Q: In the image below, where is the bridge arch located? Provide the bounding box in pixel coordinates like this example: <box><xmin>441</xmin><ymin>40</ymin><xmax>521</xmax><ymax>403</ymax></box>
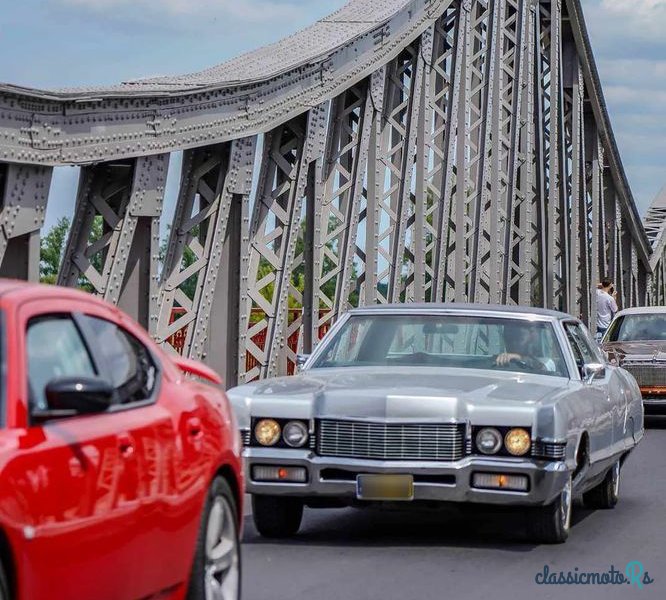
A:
<box><xmin>1</xmin><ymin>0</ymin><xmax>664</xmax><ymax>384</ymax></box>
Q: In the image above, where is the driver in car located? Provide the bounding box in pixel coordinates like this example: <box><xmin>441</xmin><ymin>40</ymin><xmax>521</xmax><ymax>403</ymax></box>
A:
<box><xmin>495</xmin><ymin>323</ymin><xmax>557</xmax><ymax>373</ymax></box>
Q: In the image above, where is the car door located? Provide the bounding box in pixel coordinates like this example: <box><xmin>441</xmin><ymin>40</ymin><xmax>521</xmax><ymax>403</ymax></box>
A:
<box><xmin>562</xmin><ymin>321</ymin><xmax>614</xmax><ymax>467</ymax></box>
<box><xmin>5</xmin><ymin>296</ymin><xmax>179</xmax><ymax>600</ymax></box>
<box><xmin>74</xmin><ymin>312</ymin><xmax>187</xmax><ymax>599</ymax></box>
<box><xmin>2</xmin><ymin>306</ymin><xmax>140</xmax><ymax>600</ymax></box>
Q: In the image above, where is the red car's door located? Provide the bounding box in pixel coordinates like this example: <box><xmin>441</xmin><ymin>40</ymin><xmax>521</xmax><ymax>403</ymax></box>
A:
<box><xmin>74</xmin><ymin>312</ymin><xmax>196</xmax><ymax>598</ymax></box>
<box><xmin>4</xmin><ymin>300</ymin><xmax>165</xmax><ymax>600</ymax></box>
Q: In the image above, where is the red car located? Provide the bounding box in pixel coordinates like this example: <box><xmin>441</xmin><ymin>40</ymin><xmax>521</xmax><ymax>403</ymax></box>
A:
<box><xmin>0</xmin><ymin>280</ymin><xmax>243</xmax><ymax>600</ymax></box>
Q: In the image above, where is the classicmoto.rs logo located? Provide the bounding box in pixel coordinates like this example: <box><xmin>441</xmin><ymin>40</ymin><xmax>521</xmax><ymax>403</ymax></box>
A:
<box><xmin>535</xmin><ymin>562</ymin><xmax>654</xmax><ymax>589</ymax></box>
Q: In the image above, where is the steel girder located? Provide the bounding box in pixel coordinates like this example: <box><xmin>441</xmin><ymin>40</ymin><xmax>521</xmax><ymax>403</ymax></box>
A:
<box><xmin>0</xmin><ymin>0</ymin><xmax>665</xmax><ymax>384</ymax></box>
<box><xmin>0</xmin><ymin>163</ymin><xmax>52</xmax><ymax>280</ymax></box>
<box><xmin>57</xmin><ymin>155</ymin><xmax>168</xmax><ymax>328</ymax></box>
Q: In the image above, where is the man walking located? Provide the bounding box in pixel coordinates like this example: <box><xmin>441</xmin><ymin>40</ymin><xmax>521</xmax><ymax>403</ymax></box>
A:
<box><xmin>596</xmin><ymin>278</ymin><xmax>618</xmax><ymax>341</ymax></box>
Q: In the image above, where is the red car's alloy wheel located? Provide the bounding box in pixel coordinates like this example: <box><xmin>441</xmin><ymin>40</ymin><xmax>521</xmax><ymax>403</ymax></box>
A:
<box><xmin>188</xmin><ymin>477</ymin><xmax>241</xmax><ymax>600</ymax></box>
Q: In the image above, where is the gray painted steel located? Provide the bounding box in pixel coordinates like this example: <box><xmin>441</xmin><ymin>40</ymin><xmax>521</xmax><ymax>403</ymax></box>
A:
<box><xmin>0</xmin><ymin>0</ymin><xmax>665</xmax><ymax>384</ymax></box>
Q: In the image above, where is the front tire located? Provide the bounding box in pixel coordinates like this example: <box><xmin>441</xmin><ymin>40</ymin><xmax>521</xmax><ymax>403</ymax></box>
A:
<box><xmin>529</xmin><ymin>476</ymin><xmax>572</xmax><ymax>544</ymax></box>
<box><xmin>583</xmin><ymin>460</ymin><xmax>620</xmax><ymax>509</ymax></box>
<box><xmin>187</xmin><ymin>477</ymin><xmax>241</xmax><ymax>600</ymax></box>
<box><xmin>252</xmin><ymin>495</ymin><xmax>303</xmax><ymax>538</ymax></box>
<box><xmin>0</xmin><ymin>560</ymin><xmax>9</xmax><ymax>600</ymax></box>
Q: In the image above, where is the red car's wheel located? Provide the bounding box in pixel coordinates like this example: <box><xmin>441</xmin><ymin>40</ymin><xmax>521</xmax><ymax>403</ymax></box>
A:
<box><xmin>187</xmin><ymin>477</ymin><xmax>241</xmax><ymax>600</ymax></box>
<box><xmin>0</xmin><ymin>560</ymin><xmax>9</xmax><ymax>600</ymax></box>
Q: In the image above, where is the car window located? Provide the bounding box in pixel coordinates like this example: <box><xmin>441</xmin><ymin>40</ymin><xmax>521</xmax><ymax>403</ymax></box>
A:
<box><xmin>563</xmin><ymin>323</ymin><xmax>599</xmax><ymax>367</ymax></box>
<box><xmin>80</xmin><ymin>316</ymin><xmax>156</xmax><ymax>404</ymax></box>
<box><xmin>27</xmin><ymin>316</ymin><xmax>96</xmax><ymax>411</ymax></box>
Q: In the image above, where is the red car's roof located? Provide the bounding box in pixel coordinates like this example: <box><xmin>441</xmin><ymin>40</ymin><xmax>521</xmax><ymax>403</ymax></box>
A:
<box><xmin>0</xmin><ymin>278</ymin><xmax>112</xmax><ymax>309</ymax></box>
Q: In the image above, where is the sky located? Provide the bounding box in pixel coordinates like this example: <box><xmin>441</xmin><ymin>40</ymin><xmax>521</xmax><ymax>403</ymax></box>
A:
<box><xmin>1</xmin><ymin>0</ymin><xmax>664</xmax><ymax>233</ymax></box>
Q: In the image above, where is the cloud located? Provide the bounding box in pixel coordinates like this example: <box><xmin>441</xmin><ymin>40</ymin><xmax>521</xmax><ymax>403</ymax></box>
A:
<box><xmin>584</xmin><ymin>0</ymin><xmax>666</xmax><ymax>45</ymax></box>
<box><xmin>581</xmin><ymin>0</ymin><xmax>666</xmax><ymax>212</ymax></box>
<box><xmin>59</xmin><ymin>0</ymin><xmax>303</xmax><ymax>23</ymax></box>
<box><xmin>597</xmin><ymin>58</ymin><xmax>666</xmax><ymax>89</ymax></box>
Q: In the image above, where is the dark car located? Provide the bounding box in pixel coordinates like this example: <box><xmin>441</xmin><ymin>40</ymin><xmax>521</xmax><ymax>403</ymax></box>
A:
<box><xmin>603</xmin><ymin>306</ymin><xmax>666</xmax><ymax>415</ymax></box>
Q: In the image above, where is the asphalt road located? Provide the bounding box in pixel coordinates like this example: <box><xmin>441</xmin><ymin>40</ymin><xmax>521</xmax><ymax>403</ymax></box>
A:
<box><xmin>241</xmin><ymin>419</ymin><xmax>666</xmax><ymax>600</ymax></box>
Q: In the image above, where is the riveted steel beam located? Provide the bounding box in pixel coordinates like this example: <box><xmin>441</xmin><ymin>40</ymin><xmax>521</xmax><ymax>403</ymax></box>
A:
<box><xmin>57</xmin><ymin>155</ymin><xmax>167</xmax><ymax>329</ymax></box>
<box><xmin>0</xmin><ymin>162</ymin><xmax>52</xmax><ymax>280</ymax></box>
<box><xmin>2</xmin><ymin>0</ymin><xmax>666</xmax><ymax>378</ymax></box>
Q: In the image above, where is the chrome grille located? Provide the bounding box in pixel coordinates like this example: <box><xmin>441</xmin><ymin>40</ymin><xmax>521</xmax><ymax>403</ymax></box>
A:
<box><xmin>317</xmin><ymin>420</ymin><xmax>466</xmax><ymax>461</ymax></box>
<box><xmin>622</xmin><ymin>364</ymin><xmax>666</xmax><ymax>387</ymax></box>
<box><xmin>241</xmin><ymin>429</ymin><xmax>251</xmax><ymax>446</ymax></box>
<box><xmin>532</xmin><ymin>441</ymin><xmax>566</xmax><ymax>461</ymax></box>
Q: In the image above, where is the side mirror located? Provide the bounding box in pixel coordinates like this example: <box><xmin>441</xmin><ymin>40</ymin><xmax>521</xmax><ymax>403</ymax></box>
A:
<box><xmin>582</xmin><ymin>363</ymin><xmax>605</xmax><ymax>385</ymax></box>
<box><xmin>33</xmin><ymin>377</ymin><xmax>115</xmax><ymax>421</ymax></box>
<box><xmin>295</xmin><ymin>354</ymin><xmax>310</xmax><ymax>370</ymax></box>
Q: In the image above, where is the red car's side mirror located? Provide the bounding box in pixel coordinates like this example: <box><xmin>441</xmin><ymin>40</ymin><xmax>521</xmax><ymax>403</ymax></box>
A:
<box><xmin>33</xmin><ymin>377</ymin><xmax>115</xmax><ymax>422</ymax></box>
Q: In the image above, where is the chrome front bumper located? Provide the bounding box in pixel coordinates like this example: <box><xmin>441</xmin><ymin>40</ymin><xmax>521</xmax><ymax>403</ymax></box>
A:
<box><xmin>243</xmin><ymin>447</ymin><xmax>570</xmax><ymax>507</ymax></box>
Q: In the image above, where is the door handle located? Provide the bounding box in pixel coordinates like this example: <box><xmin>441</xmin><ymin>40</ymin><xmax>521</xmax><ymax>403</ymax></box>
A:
<box><xmin>117</xmin><ymin>433</ymin><xmax>134</xmax><ymax>458</ymax></box>
<box><xmin>186</xmin><ymin>417</ymin><xmax>203</xmax><ymax>440</ymax></box>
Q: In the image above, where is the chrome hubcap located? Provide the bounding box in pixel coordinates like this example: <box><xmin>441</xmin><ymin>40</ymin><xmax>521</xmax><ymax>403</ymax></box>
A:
<box><xmin>611</xmin><ymin>461</ymin><xmax>621</xmax><ymax>498</ymax></box>
<box><xmin>204</xmin><ymin>497</ymin><xmax>239</xmax><ymax>600</ymax></box>
<box><xmin>560</xmin><ymin>478</ymin><xmax>572</xmax><ymax>532</ymax></box>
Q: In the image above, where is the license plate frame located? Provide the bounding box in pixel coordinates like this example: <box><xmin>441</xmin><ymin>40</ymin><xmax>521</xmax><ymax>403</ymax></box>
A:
<box><xmin>356</xmin><ymin>474</ymin><xmax>414</xmax><ymax>501</ymax></box>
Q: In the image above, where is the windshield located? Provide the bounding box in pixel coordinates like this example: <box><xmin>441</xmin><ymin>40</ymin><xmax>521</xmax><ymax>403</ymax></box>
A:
<box><xmin>310</xmin><ymin>314</ymin><xmax>568</xmax><ymax>377</ymax></box>
<box><xmin>606</xmin><ymin>314</ymin><xmax>666</xmax><ymax>342</ymax></box>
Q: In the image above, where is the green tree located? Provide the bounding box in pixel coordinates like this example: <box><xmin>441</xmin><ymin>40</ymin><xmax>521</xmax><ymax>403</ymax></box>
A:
<box><xmin>40</xmin><ymin>215</ymin><xmax>106</xmax><ymax>292</ymax></box>
<box><xmin>39</xmin><ymin>217</ymin><xmax>70</xmax><ymax>284</ymax></box>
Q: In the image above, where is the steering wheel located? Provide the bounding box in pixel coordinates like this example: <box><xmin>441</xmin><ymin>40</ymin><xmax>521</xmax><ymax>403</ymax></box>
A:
<box><xmin>513</xmin><ymin>355</ymin><xmax>550</xmax><ymax>374</ymax></box>
<box><xmin>494</xmin><ymin>354</ymin><xmax>548</xmax><ymax>374</ymax></box>
<box><xmin>507</xmin><ymin>356</ymin><xmax>530</xmax><ymax>370</ymax></box>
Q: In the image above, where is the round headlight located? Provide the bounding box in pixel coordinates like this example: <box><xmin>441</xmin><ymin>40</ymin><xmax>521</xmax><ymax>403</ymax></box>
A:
<box><xmin>254</xmin><ymin>419</ymin><xmax>281</xmax><ymax>446</ymax></box>
<box><xmin>283</xmin><ymin>421</ymin><xmax>309</xmax><ymax>447</ymax></box>
<box><xmin>504</xmin><ymin>428</ymin><xmax>531</xmax><ymax>456</ymax></box>
<box><xmin>476</xmin><ymin>428</ymin><xmax>503</xmax><ymax>455</ymax></box>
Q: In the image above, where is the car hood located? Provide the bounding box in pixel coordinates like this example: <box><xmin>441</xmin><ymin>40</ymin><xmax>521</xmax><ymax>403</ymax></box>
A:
<box><xmin>604</xmin><ymin>341</ymin><xmax>666</xmax><ymax>361</ymax></box>
<box><xmin>227</xmin><ymin>367</ymin><xmax>570</xmax><ymax>429</ymax></box>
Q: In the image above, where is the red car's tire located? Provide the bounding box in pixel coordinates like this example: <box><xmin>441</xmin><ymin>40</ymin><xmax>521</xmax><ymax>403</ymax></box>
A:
<box><xmin>186</xmin><ymin>477</ymin><xmax>241</xmax><ymax>600</ymax></box>
<box><xmin>0</xmin><ymin>560</ymin><xmax>9</xmax><ymax>600</ymax></box>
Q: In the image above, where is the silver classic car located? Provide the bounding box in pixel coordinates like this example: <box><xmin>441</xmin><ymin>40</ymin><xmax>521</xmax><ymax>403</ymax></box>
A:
<box><xmin>602</xmin><ymin>306</ymin><xmax>666</xmax><ymax>415</ymax></box>
<box><xmin>228</xmin><ymin>304</ymin><xmax>644</xmax><ymax>543</ymax></box>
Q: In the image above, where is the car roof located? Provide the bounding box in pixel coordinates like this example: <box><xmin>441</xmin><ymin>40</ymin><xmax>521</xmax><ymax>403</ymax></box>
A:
<box><xmin>347</xmin><ymin>303</ymin><xmax>572</xmax><ymax>321</ymax></box>
<box><xmin>0</xmin><ymin>278</ymin><xmax>113</xmax><ymax>309</ymax></box>
<box><xmin>614</xmin><ymin>306</ymin><xmax>666</xmax><ymax>317</ymax></box>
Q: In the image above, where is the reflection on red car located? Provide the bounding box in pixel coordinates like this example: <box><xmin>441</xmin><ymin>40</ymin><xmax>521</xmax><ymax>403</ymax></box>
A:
<box><xmin>0</xmin><ymin>280</ymin><xmax>243</xmax><ymax>600</ymax></box>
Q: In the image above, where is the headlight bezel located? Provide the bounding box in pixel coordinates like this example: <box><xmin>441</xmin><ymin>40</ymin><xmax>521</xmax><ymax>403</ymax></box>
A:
<box><xmin>475</xmin><ymin>427</ymin><xmax>503</xmax><ymax>455</ymax></box>
<box><xmin>504</xmin><ymin>428</ymin><xmax>531</xmax><ymax>456</ymax></box>
<box><xmin>254</xmin><ymin>418</ymin><xmax>282</xmax><ymax>447</ymax></box>
<box><xmin>283</xmin><ymin>420</ymin><xmax>309</xmax><ymax>448</ymax></box>
<box><xmin>250</xmin><ymin>417</ymin><xmax>311</xmax><ymax>448</ymax></box>
<box><xmin>472</xmin><ymin>425</ymin><xmax>533</xmax><ymax>457</ymax></box>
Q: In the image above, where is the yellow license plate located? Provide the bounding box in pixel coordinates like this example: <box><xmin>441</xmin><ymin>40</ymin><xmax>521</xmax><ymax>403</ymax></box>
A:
<box><xmin>356</xmin><ymin>474</ymin><xmax>414</xmax><ymax>501</ymax></box>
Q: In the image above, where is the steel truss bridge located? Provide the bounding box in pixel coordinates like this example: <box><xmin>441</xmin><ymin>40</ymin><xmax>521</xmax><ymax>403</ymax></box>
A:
<box><xmin>1</xmin><ymin>0</ymin><xmax>666</xmax><ymax>385</ymax></box>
